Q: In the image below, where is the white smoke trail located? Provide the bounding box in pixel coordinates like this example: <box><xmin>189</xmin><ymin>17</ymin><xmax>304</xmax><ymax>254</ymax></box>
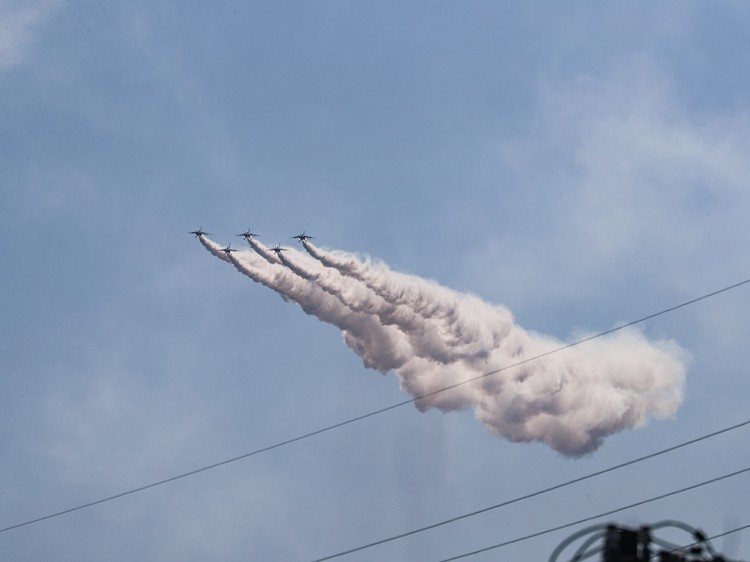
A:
<box><xmin>198</xmin><ymin>234</ymin><xmax>230</xmax><ymax>262</ymax></box>
<box><xmin>200</xmin><ymin>236</ymin><xmax>688</xmax><ymax>456</ymax></box>
<box><xmin>299</xmin><ymin>242</ymin><xmax>687</xmax><ymax>455</ymax></box>
<box><xmin>239</xmin><ymin>235</ymin><xmax>280</xmax><ymax>265</ymax></box>
<box><xmin>278</xmin><ymin>249</ymin><xmax>478</xmax><ymax>365</ymax></box>
<box><xmin>302</xmin><ymin>240</ymin><xmax>511</xmax><ymax>362</ymax></box>
<box><xmin>202</xmin><ymin>237</ymin><xmax>412</xmax><ymax>372</ymax></box>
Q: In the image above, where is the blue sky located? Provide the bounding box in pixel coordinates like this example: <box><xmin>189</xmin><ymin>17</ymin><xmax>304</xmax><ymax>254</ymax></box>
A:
<box><xmin>2</xmin><ymin>1</ymin><xmax>749</xmax><ymax>560</ymax></box>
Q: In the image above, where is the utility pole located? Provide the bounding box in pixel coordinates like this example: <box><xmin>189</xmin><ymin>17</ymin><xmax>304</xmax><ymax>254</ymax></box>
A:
<box><xmin>549</xmin><ymin>520</ymin><xmax>745</xmax><ymax>562</ymax></box>
<box><xmin>603</xmin><ymin>524</ymin><xmax>650</xmax><ymax>562</ymax></box>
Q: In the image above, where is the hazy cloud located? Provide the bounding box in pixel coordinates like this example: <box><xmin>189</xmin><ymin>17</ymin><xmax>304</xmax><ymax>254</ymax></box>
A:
<box><xmin>0</xmin><ymin>0</ymin><xmax>61</xmax><ymax>70</ymax></box>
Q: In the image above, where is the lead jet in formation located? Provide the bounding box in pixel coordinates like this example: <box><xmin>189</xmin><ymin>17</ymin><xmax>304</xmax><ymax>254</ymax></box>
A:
<box><xmin>291</xmin><ymin>231</ymin><xmax>314</xmax><ymax>243</ymax></box>
<box><xmin>236</xmin><ymin>227</ymin><xmax>260</xmax><ymax>241</ymax></box>
<box><xmin>189</xmin><ymin>227</ymin><xmax>210</xmax><ymax>237</ymax></box>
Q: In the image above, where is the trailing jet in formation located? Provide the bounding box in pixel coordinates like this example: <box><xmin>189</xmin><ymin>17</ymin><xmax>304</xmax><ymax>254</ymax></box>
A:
<box><xmin>236</xmin><ymin>227</ymin><xmax>260</xmax><ymax>241</ymax></box>
<box><xmin>270</xmin><ymin>244</ymin><xmax>288</xmax><ymax>255</ymax></box>
<box><xmin>188</xmin><ymin>227</ymin><xmax>210</xmax><ymax>237</ymax></box>
<box><xmin>220</xmin><ymin>244</ymin><xmax>237</xmax><ymax>255</ymax></box>
<box><xmin>291</xmin><ymin>231</ymin><xmax>314</xmax><ymax>243</ymax></box>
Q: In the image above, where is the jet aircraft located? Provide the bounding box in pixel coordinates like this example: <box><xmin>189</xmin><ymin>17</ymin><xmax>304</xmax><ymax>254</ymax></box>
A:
<box><xmin>236</xmin><ymin>227</ymin><xmax>260</xmax><ymax>241</ymax></box>
<box><xmin>220</xmin><ymin>244</ymin><xmax>237</xmax><ymax>255</ymax></box>
<box><xmin>270</xmin><ymin>244</ymin><xmax>288</xmax><ymax>255</ymax></box>
<box><xmin>291</xmin><ymin>231</ymin><xmax>315</xmax><ymax>243</ymax></box>
<box><xmin>189</xmin><ymin>227</ymin><xmax>210</xmax><ymax>237</ymax></box>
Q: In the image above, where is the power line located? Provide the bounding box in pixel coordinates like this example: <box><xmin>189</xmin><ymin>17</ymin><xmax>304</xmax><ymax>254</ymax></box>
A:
<box><xmin>1</xmin><ymin>277</ymin><xmax>748</xmax><ymax>535</ymax></box>
<box><xmin>641</xmin><ymin>521</ymin><xmax>750</xmax><ymax>561</ymax></box>
<box><xmin>308</xmin><ymin>418</ymin><xmax>750</xmax><ymax>561</ymax></box>
<box><xmin>703</xmin><ymin>522</ymin><xmax>750</xmax><ymax>545</ymax></box>
<box><xmin>433</xmin><ymin>465</ymin><xmax>750</xmax><ymax>562</ymax></box>
<box><xmin>660</xmin><ymin>523</ymin><xmax>750</xmax><ymax>560</ymax></box>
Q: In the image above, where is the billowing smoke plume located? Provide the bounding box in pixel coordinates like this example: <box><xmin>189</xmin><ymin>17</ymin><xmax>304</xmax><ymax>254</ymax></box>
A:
<box><xmin>198</xmin><ymin>235</ymin><xmax>687</xmax><ymax>456</ymax></box>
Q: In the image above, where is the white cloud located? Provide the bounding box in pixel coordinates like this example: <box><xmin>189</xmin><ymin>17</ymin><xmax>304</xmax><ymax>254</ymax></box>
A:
<box><xmin>474</xmin><ymin>57</ymin><xmax>750</xmax><ymax>310</ymax></box>
<box><xmin>0</xmin><ymin>0</ymin><xmax>61</xmax><ymax>70</ymax></box>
